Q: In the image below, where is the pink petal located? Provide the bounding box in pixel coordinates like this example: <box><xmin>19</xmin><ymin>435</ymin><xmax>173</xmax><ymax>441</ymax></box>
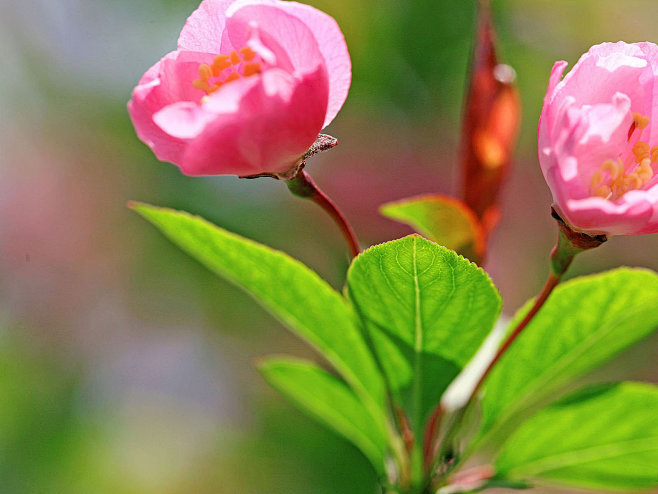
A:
<box><xmin>154</xmin><ymin>102</ymin><xmax>217</xmax><ymax>140</ymax></box>
<box><xmin>637</xmin><ymin>184</ymin><xmax>658</xmax><ymax>233</ymax></box>
<box><xmin>128</xmin><ymin>50</ymin><xmax>215</xmax><ymax>164</ymax></box>
<box><xmin>225</xmin><ymin>3</ymin><xmax>323</xmax><ymax>75</ymax></box>
<box><xmin>538</xmin><ymin>62</ymin><xmax>568</xmax><ymax>185</ymax></box>
<box><xmin>562</xmin><ymin>194</ymin><xmax>653</xmax><ymax>236</ymax></box>
<box><xmin>177</xmin><ymin>0</ymin><xmax>236</xmax><ymax>53</ymax></box>
<box><xmin>179</xmin><ymin>65</ymin><xmax>329</xmax><ymax>176</ymax></box>
<box><xmin>228</xmin><ymin>0</ymin><xmax>350</xmax><ymax>128</ymax></box>
<box><xmin>552</xmin><ymin>42</ymin><xmax>650</xmax><ymax>117</ymax></box>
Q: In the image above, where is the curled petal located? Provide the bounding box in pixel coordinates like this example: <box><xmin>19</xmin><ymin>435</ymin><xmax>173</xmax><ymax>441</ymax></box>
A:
<box><xmin>179</xmin><ymin>65</ymin><xmax>329</xmax><ymax>176</ymax></box>
<box><xmin>228</xmin><ymin>0</ymin><xmax>350</xmax><ymax>127</ymax></box>
<box><xmin>128</xmin><ymin>51</ymin><xmax>212</xmax><ymax>164</ymax></box>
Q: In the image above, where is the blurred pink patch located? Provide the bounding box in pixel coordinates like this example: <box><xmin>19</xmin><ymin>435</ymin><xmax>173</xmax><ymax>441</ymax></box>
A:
<box><xmin>128</xmin><ymin>0</ymin><xmax>351</xmax><ymax>177</ymax></box>
<box><xmin>539</xmin><ymin>42</ymin><xmax>658</xmax><ymax>236</ymax></box>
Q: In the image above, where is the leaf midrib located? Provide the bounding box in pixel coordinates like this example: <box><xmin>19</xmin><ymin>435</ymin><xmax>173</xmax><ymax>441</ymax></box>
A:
<box><xmin>412</xmin><ymin>237</ymin><xmax>423</xmax><ymax>429</ymax></box>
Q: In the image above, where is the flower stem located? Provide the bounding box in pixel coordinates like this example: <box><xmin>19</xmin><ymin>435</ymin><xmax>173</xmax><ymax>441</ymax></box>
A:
<box><xmin>286</xmin><ymin>169</ymin><xmax>360</xmax><ymax>258</ymax></box>
<box><xmin>464</xmin><ymin>208</ymin><xmax>607</xmax><ymax>406</ymax></box>
<box><xmin>469</xmin><ymin>270</ymin><xmax>562</xmax><ymax>401</ymax></box>
<box><xmin>428</xmin><ymin>207</ymin><xmax>607</xmax><ymax>480</ymax></box>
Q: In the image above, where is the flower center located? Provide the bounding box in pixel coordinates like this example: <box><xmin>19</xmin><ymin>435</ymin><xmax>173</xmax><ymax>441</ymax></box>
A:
<box><xmin>193</xmin><ymin>46</ymin><xmax>261</xmax><ymax>95</ymax></box>
<box><xmin>590</xmin><ymin>112</ymin><xmax>657</xmax><ymax>200</ymax></box>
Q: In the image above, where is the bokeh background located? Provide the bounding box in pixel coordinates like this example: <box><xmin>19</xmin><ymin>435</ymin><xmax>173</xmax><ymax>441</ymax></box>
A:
<box><xmin>1</xmin><ymin>0</ymin><xmax>657</xmax><ymax>492</ymax></box>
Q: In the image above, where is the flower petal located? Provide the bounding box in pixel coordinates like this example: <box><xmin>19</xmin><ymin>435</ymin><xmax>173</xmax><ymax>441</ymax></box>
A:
<box><xmin>179</xmin><ymin>65</ymin><xmax>329</xmax><ymax>176</ymax></box>
<box><xmin>552</xmin><ymin>42</ymin><xmax>650</xmax><ymax>117</ymax></box>
<box><xmin>562</xmin><ymin>194</ymin><xmax>653</xmax><ymax>236</ymax></box>
<box><xmin>128</xmin><ymin>50</ymin><xmax>215</xmax><ymax>164</ymax></box>
<box><xmin>177</xmin><ymin>0</ymin><xmax>236</xmax><ymax>53</ymax></box>
<box><xmin>228</xmin><ymin>0</ymin><xmax>350</xmax><ymax>127</ymax></box>
<box><xmin>225</xmin><ymin>3</ymin><xmax>322</xmax><ymax>75</ymax></box>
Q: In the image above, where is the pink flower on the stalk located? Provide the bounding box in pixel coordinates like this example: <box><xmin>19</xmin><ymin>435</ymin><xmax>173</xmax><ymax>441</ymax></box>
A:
<box><xmin>539</xmin><ymin>42</ymin><xmax>658</xmax><ymax>236</ymax></box>
<box><xmin>128</xmin><ymin>0</ymin><xmax>350</xmax><ymax>177</ymax></box>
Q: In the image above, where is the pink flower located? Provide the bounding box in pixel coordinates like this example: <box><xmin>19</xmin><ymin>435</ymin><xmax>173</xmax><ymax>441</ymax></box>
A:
<box><xmin>539</xmin><ymin>42</ymin><xmax>658</xmax><ymax>236</ymax></box>
<box><xmin>128</xmin><ymin>0</ymin><xmax>351</xmax><ymax>177</ymax></box>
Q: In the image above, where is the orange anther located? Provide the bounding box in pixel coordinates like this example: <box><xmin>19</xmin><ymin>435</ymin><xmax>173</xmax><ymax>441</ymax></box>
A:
<box><xmin>601</xmin><ymin>160</ymin><xmax>622</xmax><ymax>180</ymax></box>
<box><xmin>213</xmin><ymin>57</ymin><xmax>231</xmax><ymax>73</ymax></box>
<box><xmin>625</xmin><ymin>174</ymin><xmax>643</xmax><ymax>190</ymax></box>
<box><xmin>207</xmin><ymin>83</ymin><xmax>222</xmax><ymax>94</ymax></box>
<box><xmin>633</xmin><ymin>112</ymin><xmax>650</xmax><ymax>130</ymax></box>
<box><xmin>590</xmin><ymin>170</ymin><xmax>603</xmax><ymax>189</ymax></box>
<box><xmin>243</xmin><ymin>63</ymin><xmax>261</xmax><ymax>77</ymax></box>
<box><xmin>198</xmin><ymin>64</ymin><xmax>212</xmax><ymax>80</ymax></box>
<box><xmin>230</xmin><ymin>50</ymin><xmax>241</xmax><ymax>65</ymax></box>
<box><xmin>594</xmin><ymin>184</ymin><xmax>611</xmax><ymax>198</ymax></box>
<box><xmin>651</xmin><ymin>146</ymin><xmax>658</xmax><ymax>163</ymax></box>
<box><xmin>225</xmin><ymin>72</ymin><xmax>240</xmax><ymax>82</ymax></box>
<box><xmin>240</xmin><ymin>47</ymin><xmax>256</xmax><ymax>61</ymax></box>
<box><xmin>632</xmin><ymin>141</ymin><xmax>650</xmax><ymax>162</ymax></box>
<box><xmin>193</xmin><ymin>79</ymin><xmax>209</xmax><ymax>91</ymax></box>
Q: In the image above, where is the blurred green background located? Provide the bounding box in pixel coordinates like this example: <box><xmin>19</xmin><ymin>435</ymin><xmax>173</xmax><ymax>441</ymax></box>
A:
<box><xmin>1</xmin><ymin>1</ymin><xmax>657</xmax><ymax>492</ymax></box>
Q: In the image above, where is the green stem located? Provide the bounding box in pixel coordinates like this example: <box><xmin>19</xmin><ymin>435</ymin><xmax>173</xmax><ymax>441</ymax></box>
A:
<box><xmin>286</xmin><ymin>170</ymin><xmax>360</xmax><ymax>258</ymax></box>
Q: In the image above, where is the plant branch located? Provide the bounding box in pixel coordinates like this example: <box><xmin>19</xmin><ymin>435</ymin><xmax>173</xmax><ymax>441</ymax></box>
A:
<box><xmin>429</xmin><ymin>207</ymin><xmax>607</xmax><ymax>481</ymax></box>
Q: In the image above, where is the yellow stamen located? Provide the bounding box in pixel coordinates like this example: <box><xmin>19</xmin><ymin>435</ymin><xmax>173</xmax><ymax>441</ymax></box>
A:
<box><xmin>193</xmin><ymin>46</ymin><xmax>263</xmax><ymax>95</ymax></box>
<box><xmin>590</xmin><ymin>170</ymin><xmax>603</xmax><ymax>189</ymax></box>
<box><xmin>207</xmin><ymin>83</ymin><xmax>222</xmax><ymax>94</ymax></box>
<box><xmin>243</xmin><ymin>62</ymin><xmax>261</xmax><ymax>77</ymax></box>
<box><xmin>592</xmin><ymin>154</ymin><xmax>656</xmax><ymax>200</ymax></box>
<box><xmin>198</xmin><ymin>64</ymin><xmax>212</xmax><ymax>80</ymax></box>
<box><xmin>601</xmin><ymin>159</ymin><xmax>622</xmax><ymax>180</ymax></box>
<box><xmin>594</xmin><ymin>185</ymin><xmax>611</xmax><ymax>198</ymax></box>
<box><xmin>624</xmin><ymin>174</ymin><xmax>642</xmax><ymax>190</ymax></box>
<box><xmin>633</xmin><ymin>112</ymin><xmax>650</xmax><ymax>130</ymax></box>
<box><xmin>225</xmin><ymin>72</ymin><xmax>240</xmax><ymax>83</ymax></box>
<box><xmin>193</xmin><ymin>79</ymin><xmax>209</xmax><ymax>91</ymax></box>
<box><xmin>213</xmin><ymin>55</ymin><xmax>231</xmax><ymax>74</ymax></box>
<box><xmin>637</xmin><ymin>159</ymin><xmax>654</xmax><ymax>183</ymax></box>
<box><xmin>240</xmin><ymin>47</ymin><xmax>256</xmax><ymax>62</ymax></box>
<box><xmin>632</xmin><ymin>141</ymin><xmax>651</xmax><ymax>162</ymax></box>
<box><xmin>651</xmin><ymin>146</ymin><xmax>658</xmax><ymax>163</ymax></box>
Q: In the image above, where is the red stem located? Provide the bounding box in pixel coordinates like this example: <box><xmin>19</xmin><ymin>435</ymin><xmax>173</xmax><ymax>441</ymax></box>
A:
<box><xmin>429</xmin><ymin>271</ymin><xmax>563</xmax><ymax>478</ymax></box>
<box><xmin>422</xmin><ymin>404</ymin><xmax>444</xmax><ymax>471</ymax></box>
<box><xmin>468</xmin><ymin>271</ymin><xmax>562</xmax><ymax>402</ymax></box>
<box><xmin>287</xmin><ymin>170</ymin><xmax>360</xmax><ymax>258</ymax></box>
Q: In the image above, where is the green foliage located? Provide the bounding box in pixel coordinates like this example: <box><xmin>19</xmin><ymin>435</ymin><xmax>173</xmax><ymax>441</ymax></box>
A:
<box><xmin>495</xmin><ymin>382</ymin><xmax>658</xmax><ymax>491</ymax></box>
<box><xmin>474</xmin><ymin>268</ymin><xmax>658</xmax><ymax>452</ymax></box>
<box><xmin>134</xmin><ymin>204</ymin><xmax>658</xmax><ymax>492</ymax></box>
<box><xmin>258</xmin><ymin>357</ymin><xmax>389</xmax><ymax>475</ymax></box>
<box><xmin>130</xmin><ymin>203</ymin><xmax>386</xmax><ymax>413</ymax></box>
<box><xmin>380</xmin><ymin>195</ymin><xmax>484</xmax><ymax>261</ymax></box>
<box><xmin>347</xmin><ymin>235</ymin><xmax>501</xmax><ymax>432</ymax></box>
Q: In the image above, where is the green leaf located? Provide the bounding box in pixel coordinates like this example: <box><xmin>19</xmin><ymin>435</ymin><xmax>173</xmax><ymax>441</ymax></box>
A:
<box><xmin>346</xmin><ymin>235</ymin><xmax>501</xmax><ymax>432</ymax></box>
<box><xmin>475</xmin><ymin>268</ymin><xmax>658</xmax><ymax>452</ymax></box>
<box><xmin>495</xmin><ymin>382</ymin><xmax>658</xmax><ymax>491</ymax></box>
<box><xmin>131</xmin><ymin>203</ymin><xmax>386</xmax><ymax>411</ymax></box>
<box><xmin>380</xmin><ymin>195</ymin><xmax>484</xmax><ymax>261</ymax></box>
<box><xmin>259</xmin><ymin>357</ymin><xmax>389</xmax><ymax>475</ymax></box>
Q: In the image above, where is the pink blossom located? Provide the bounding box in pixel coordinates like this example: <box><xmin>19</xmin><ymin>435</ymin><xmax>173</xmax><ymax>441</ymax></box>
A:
<box><xmin>539</xmin><ymin>42</ymin><xmax>658</xmax><ymax>236</ymax></box>
<box><xmin>128</xmin><ymin>0</ymin><xmax>351</xmax><ymax>177</ymax></box>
